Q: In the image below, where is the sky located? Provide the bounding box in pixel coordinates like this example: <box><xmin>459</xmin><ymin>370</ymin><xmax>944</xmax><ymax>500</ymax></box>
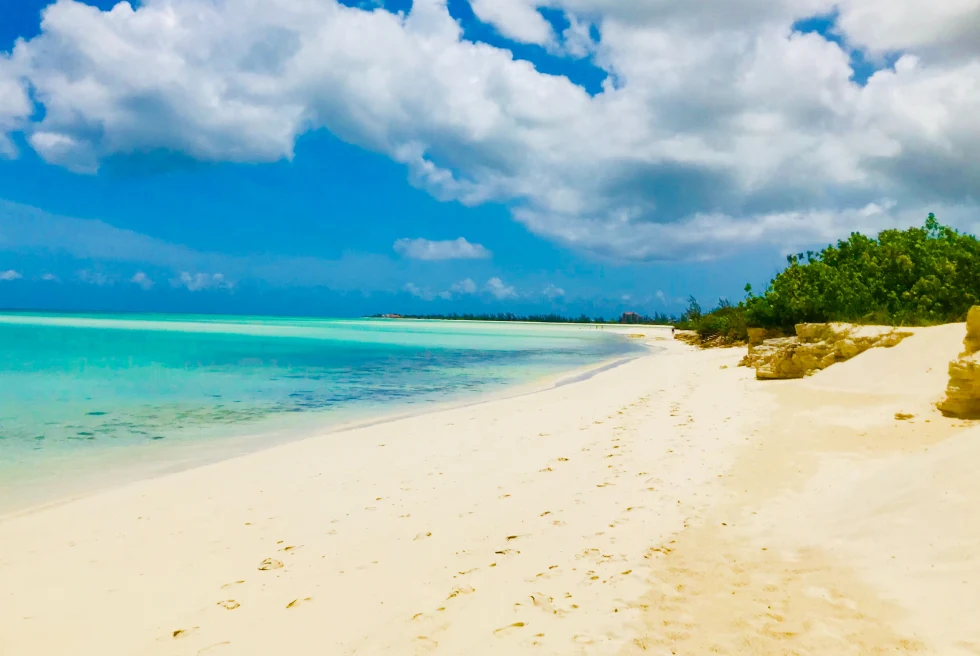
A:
<box><xmin>0</xmin><ymin>0</ymin><xmax>978</xmax><ymax>318</ymax></box>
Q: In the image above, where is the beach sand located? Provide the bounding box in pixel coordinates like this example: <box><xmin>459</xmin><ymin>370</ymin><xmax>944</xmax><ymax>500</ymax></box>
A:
<box><xmin>1</xmin><ymin>325</ymin><xmax>978</xmax><ymax>655</ymax></box>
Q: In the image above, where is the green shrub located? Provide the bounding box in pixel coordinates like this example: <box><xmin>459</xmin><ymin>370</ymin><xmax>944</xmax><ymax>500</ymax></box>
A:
<box><xmin>744</xmin><ymin>214</ymin><xmax>980</xmax><ymax>329</ymax></box>
<box><xmin>676</xmin><ymin>297</ymin><xmax>749</xmax><ymax>343</ymax></box>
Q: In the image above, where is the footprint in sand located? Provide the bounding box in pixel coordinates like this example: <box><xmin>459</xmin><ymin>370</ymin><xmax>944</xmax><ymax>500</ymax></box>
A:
<box><xmin>415</xmin><ymin>636</ymin><xmax>438</xmax><ymax>651</ymax></box>
<box><xmin>414</xmin><ymin>532</ymin><xmax>433</xmax><ymax>540</ymax></box>
<box><xmin>530</xmin><ymin>593</ymin><xmax>560</xmax><ymax>615</ymax></box>
<box><xmin>258</xmin><ymin>558</ymin><xmax>284</xmax><ymax>570</ymax></box>
<box><xmin>493</xmin><ymin>622</ymin><xmax>526</xmax><ymax>636</ymax></box>
<box><xmin>217</xmin><ymin>600</ymin><xmax>241</xmax><ymax>610</ymax></box>
<box><xmin>447</xmin><ymin>585</ymin><xmax>476</xmax><ymax>599</ymax></box>
<box><xmin>171</xmin><ymin>626</ymin><xmax>200</xmax><ymax>639</ymax></box>
<box><xmin>286</xmin><ymin>597</ymin><xmax>313</xmax><ymax>609</ymax></box>
<box><xmin>220</xmin><ymin>580</ymin><xmax>245</xmax><ymax>590</ymax></box>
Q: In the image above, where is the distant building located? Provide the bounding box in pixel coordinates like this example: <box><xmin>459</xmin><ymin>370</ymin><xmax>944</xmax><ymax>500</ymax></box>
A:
<box><xmin>380</xmin><ymin>314</ymin><xmax>403</xmax><ymax>319</ymax></box>
<box><xmin>620</xmin><ymin>312</ymin><xmax>641</xmax><ymax>324</ymax></box>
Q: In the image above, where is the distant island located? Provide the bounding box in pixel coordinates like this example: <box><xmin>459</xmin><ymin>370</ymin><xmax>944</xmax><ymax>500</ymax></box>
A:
<box><xmin>369</xmin><ymin>311</ymin><xmax>674</xmax><ymax>325</ymax></box>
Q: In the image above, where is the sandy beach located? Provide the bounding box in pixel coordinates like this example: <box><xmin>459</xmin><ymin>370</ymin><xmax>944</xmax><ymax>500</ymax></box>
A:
<box><xmin>2</xmin><ymin>325</ymin><xmax>978</xmax><ymax>655</ymax></box>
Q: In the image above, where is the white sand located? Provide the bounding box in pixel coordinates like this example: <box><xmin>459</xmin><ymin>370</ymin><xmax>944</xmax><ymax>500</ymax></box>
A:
<box><xmin>2</xmin><ymin>324</ymin><xmax>978</xmax><ymax>655</ymax></box>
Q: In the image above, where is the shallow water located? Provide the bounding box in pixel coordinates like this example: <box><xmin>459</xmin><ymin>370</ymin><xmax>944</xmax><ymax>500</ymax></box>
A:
<box><xmin>0</xmin><ymin>313</ymin><xmax>641</xmax><ymax>512</ymax></box>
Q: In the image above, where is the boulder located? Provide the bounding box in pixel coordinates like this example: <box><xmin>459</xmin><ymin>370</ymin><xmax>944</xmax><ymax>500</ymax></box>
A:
<box><xmin>937</xmin><ymin>307</ymin><xmax>980</xmax><ymax>418</ymax></box>
<box><xmin>741</xmin><ymin>323</ymin><xmax>912</xmax><ymax>380</ymax></box>
<box><xmin>962</xmin><ymin>306</ymin><xmax>980</xmax><ymax>355</ymax></box>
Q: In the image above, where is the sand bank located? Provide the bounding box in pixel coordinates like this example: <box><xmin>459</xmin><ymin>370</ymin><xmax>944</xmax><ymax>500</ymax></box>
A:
<box><xmin>1</xmin><ymin>325</ymin><xmax>978</xmax><ymax>655</ymax></box>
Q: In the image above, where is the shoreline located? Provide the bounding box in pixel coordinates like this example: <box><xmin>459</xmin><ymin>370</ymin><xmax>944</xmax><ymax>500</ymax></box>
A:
<box><xmin>2</xmin><ymin>324</ymin><xmax>976</xmax><ymax>654</ymax></box>
<box><xmin>0</xmin><ymin>327</ymin><xmax>662</xmax><ymax>520</ymax></box>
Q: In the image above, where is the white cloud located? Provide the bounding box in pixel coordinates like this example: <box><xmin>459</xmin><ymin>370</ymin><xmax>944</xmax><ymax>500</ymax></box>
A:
<box><xmin>0</xmin><ymin>269</ymin><xmax>22</xmax><ymax>281</ymax></box>
<box><xmin>561</xmin><ymin>15</ymin><xmax>596</xmax><ymax>58</ymax></box>
<box><xmin>403</xmin><ymin>282</ymin><xmax>427</xmax><ymax>299</ymax></box>
<box><xmin>393</xmin><ymin>237</ymin><xmax>491</xmax><ymax>261</ymax></box>
<box><xmin>0</xmin><ymin>200</ymin><xmax>419</xmax><ymax>293</ymax></box>
<box><xmin>655</xmin><ymin>290</ymin><xmax>666</xmax><ymax>304</ymax></box>
<box><xmin>834</xmin><ymin>0</ymin><xmax>980</xmax><ymax>59</ymax></box>
<box><xmin>450</xmin><ymin>278</ymin><xmax>478</xmax><ymax>294</ymax></box>
<box><xmin>40</xmin><ymin>272</ymin><xmax>60</xmax><ymax>282</ymax></box>
<box><xmin>542</xmin><ymin>283</ymin><xmax>565</xmax><ymax>299</ymax></box>
<box><xmin>4</xmin><ymin>0</ymin><xmax>980</xmax><ymax>259</ymax></box>
<box><xmin>130</xmin><ymin>271</ymin><xmax>154</xmax><ymax>290</ymax></box>
<box><xmin>485</xmin><ymin>276</ymin><xmax>518</xmax><ymax>300</ymax></box>
<box><xmin>470</xmin><ymin>0</ymin><xmax>554</xmax><ymax>45</ymax></box>
<box><xmin>405</xmin><ymin>277</ymin><xmax>481</xmax><ymax>301</ymax></box>
<box><xmin>173</xmin><ymin>272</ymin><xmax>233</xmax><ymax>292</ymax></box>
<box><xmin>0</xmin><ymin>55</ymin><xmax>31</xmax><ymax>157</ymax></box>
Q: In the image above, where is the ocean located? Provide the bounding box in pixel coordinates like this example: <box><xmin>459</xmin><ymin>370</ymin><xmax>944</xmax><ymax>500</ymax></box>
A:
<box><xmin>0</xmin><ymin>313</ymin><xmax>643</xmax><ymax>513</ymax></box>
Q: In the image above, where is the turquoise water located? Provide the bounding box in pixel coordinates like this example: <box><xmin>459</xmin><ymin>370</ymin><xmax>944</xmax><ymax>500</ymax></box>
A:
<box><xmin>0</xmin><ymin>313</ymin><xmax>641</xmax><ymax>512</ymax></box>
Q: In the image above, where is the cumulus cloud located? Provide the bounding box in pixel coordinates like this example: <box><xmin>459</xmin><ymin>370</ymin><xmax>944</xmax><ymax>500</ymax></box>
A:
<box><xmin>130</xmin><ymin>271</ymin><xmax>154</xmax><ymax>290</ymax></box>
<box><xmin>450</xmin><ymin>278</ymin><xmax>478</xmax><ymax>294</ymax></box>
<box><xmin>405</xmin><ymin>276</ymin><xmax>518</xmax><ymax>301</ymax></box>
<box><xmin>485</xmin><ymin>277</ymin><xmax>518</xmax><ymax>300</ymax></box>
<box><xmin>0</xmin><ymin>55</ymin><xmax>31</xmax><ymax>157</ymax></box>
<box><xmin>0</xmin><ymin>200</ymin><xmax>419</xmax><ymax>293</ymax></box>
<box><xmin>3</xmin><ymin>0</ymin><xmax>980</xmax><ymax>259</ymax></box>
<box><xmin>403</xmin><ymin>282</ymin><xmax>429</xmax><ymax>299</ymax></box>
<box><xmin>173</xmin><ymin>272</ymin><xmax>233</xmax><ymax>292</ymax></box>
<box><xmin>393</xmin><ymin>237</ymin><xmax>491</xmax><ymax>261</ymax></box>
<box><xmin>0</xmin><ymin>269</ymin><xmax>22</xmax><ymax>281</ymax></box>
<box><xmin>542</xmin><ymin>283</ymin><xmax>565</xmax><ymax>299</ymax></box>
<box><xmin>40</xmin><ymin>272</ymin><xmax>60</xmax><ymax>282</ymax></box>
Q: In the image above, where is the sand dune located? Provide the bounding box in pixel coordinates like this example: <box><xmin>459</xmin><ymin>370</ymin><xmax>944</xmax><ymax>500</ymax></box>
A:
<box><xmin>1</xmin><ymin>325</ymin><xmax>977</xmax><ymax>655</ymax></box>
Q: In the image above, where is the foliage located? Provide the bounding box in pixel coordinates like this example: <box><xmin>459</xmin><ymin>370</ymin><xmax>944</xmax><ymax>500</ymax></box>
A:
<box><xmin>744</xmin><ymin>214</ymin><xmax>980</xmax><ymax>328</ymax></box>
<box><xmin>675</xmin><ymin>296</ymin><xmax>749</xmax><ymax>343</ymax></box>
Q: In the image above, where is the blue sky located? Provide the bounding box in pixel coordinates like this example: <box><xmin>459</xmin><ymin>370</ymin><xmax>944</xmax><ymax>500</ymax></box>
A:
<box><xmin>1</xmin><ymin>0</ymin><xmax>977</xmax><ymax>317</ymax></box>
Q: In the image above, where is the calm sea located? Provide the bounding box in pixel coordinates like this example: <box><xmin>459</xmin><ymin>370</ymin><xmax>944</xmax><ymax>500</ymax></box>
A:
<box><xmin>0</xmin><ymin>313</ymin><xmax>642</xmax><ymax>513</ymax></box>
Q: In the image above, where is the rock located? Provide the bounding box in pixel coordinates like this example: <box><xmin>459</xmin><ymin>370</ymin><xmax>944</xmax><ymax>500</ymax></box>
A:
<box><xmin>796</xmin><ymin>323</ymin><xmax>844</xmax><ymax>343</ymax></box>
<box><xmin>673</xmin><ymin>330</ymin><xmax>700</xmax><ymax>346</ymax></box>
<box><xmin>937</xmin><ymin>307</ymin><xmax>980</xmax><ymax>418</ymax></box>
<box><xmin>938</xmin><ymin>354</ymin><xmax>980</xmax><ymax>418</ymax></box>
<box><xmin>747</xmin><ymin>327</ymin><xmax>784</xmax><ymax>346</ymax></box>
<box><xmin>742</xmin><ymin>323</ymin><xmax>912</xmax><ymax>380</ymax></box>
<box><xmin>963</xmin><ymin>306</ymin><xmax>980</xmax><ymax>355</ymax></box>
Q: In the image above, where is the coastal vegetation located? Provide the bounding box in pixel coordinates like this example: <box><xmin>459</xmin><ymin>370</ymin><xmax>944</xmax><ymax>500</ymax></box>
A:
<box><xmin>381</xmin><ymin>215</ymin><xmax>979</xmax><ymax>344</ymax></box>
<box><xmin>371</xmin><ymin>312</ymin><xmax>674</xmax><ymax>325</ymax></box>
<box><xmin>680</xmin><ymin>214</ymin><xmax>980</xmax><ymax>343</ymax></box>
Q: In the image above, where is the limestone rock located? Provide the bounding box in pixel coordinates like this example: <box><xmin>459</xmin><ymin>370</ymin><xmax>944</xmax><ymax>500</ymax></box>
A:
<box><xmin>747</xmin><ymin>327</ymin><xmax>784</xmax><ymax>346</ymax></box>
<box><xmin>673</xmin><ymin>330</ymin><xmax>700</xmax><ymax>346</ymax></box>
<box><xmin>962</xmin><ymin>306</ymin><xmax>980</xmax><ymax>355</ymax></box>
<box><xmin>937</xmin><ymin>307</ymin><xmax>980</xmax><ymax>417</ymax></box>
<box><xmin>741</xmin><ymin>323</ymin><xmax>912</xmax><ymax>380</ymax></box>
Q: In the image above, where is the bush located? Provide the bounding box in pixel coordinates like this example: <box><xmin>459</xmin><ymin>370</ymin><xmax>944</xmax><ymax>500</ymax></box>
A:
<box><xmin>744</xmin><ymin>214</ymin><xmax>980</xmax><ymax>329</ymax></box>
<box><xmin>676</xmin><ymin>296</ymin><xmax>749</xmax><ymax>343</ymax></box>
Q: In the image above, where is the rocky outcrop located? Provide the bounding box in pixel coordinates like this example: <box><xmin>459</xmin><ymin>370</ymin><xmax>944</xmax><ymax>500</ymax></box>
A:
<box><xmin>740</xmin><ymin>323</ymin><xmax>912</xmax><ymax>380</ymax></box>
<box><xmin>937</xmin><ymin>307</ymin><xmax>980</xmax><ymax>418</ymax></box>
<box><xmin>673</xmin><ymin>330</ymin><xmax>701</xmax><ymax>346</ymax></box>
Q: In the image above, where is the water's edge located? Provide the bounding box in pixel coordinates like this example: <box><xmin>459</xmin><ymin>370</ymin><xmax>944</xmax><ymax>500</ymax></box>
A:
<box><xmin>0</xmin><ymin>343</ymin><xmax>656</xmax><ymax>521</ymax></box>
